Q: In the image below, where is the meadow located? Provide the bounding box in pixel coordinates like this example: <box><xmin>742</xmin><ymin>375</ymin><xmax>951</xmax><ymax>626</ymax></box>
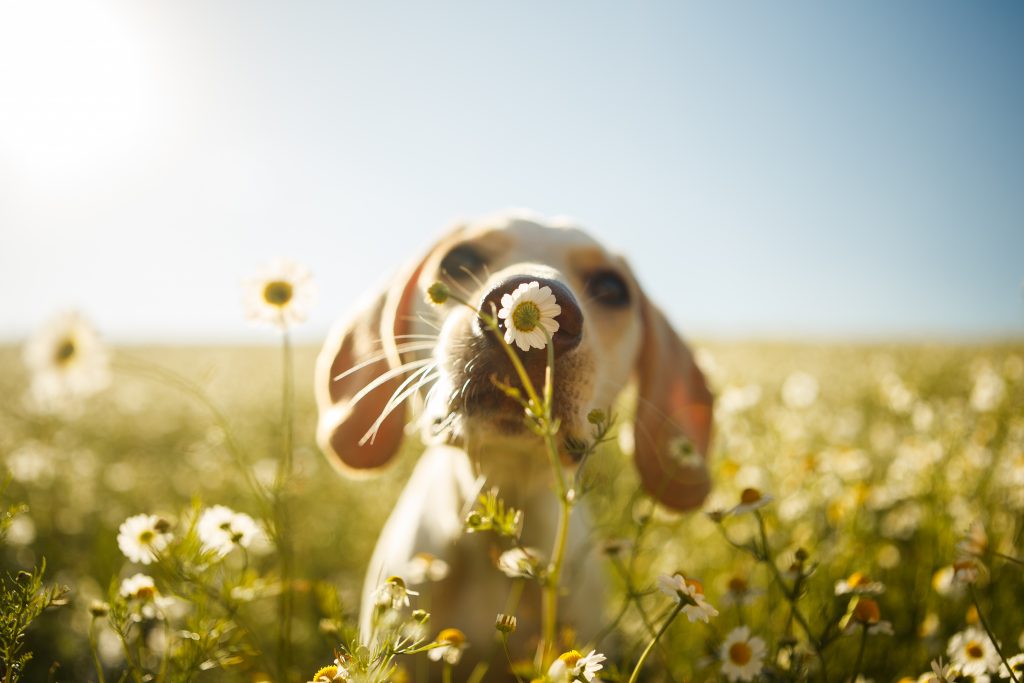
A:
<box><xmin>1</xmin><ymin>338</ymin><xmax>1022</xmax><ymax>682</ymax></box>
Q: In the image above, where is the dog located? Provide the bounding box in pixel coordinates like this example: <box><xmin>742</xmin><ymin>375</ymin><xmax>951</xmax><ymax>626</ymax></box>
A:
<box><xmin>314</xmin><ymin>211</ymin><xmax>713</xmax><ymax>676</ymax></box>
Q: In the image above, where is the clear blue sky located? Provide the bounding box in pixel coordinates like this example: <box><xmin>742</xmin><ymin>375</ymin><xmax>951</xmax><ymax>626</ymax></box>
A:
<box><xmin>1</xmin><ymin>0</ymin><xmax>1022</xmax><ymax>343</ymax></box>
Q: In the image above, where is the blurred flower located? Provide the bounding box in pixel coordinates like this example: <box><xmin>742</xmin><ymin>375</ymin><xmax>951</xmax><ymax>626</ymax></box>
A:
<box><xmin>781</xmin><ymin>371</ymin><xmax>819</xmax><ymax>409</ymax></box>
<box><xmin>23</xmin><ymin>311</ymin><xmax>110</xmax><ymax>412</ymax></box>
<box><xmin>843</xmin><ymin>598</ymin><xmax>894</xmax><ymax>636</ymax></box>
<box><xmin>999</xmin><ymin>653</ymin><xmax>1024</xmax><ymax>679</ymax></box>
<box><xmin>547</xmin><ymin>649</ymin><xmax>605</xmax><ymax>682</ymax></box>
<box><xmin>952</xmin><ymin>558</ymin><xmax>987</xmax><ymax>586</ymax></box>
<box><xmin>243</xmin><ymin>258</ymin><xmax>316</xmax><ymax>330</ymax></box>
<box><xmin>309</xmin><ymin>659</ymin><xmax>351</xmax><ymax>682</ymax></box>
<box><xmin>834</xmin><ymin>572</ymin><xmax>886</xmax><ymax>596</ymax></box>
<box><xmin>721</xmin><ymin>575</ymin><xmax>762</xmax><ymax>606</ymax></box>
<box><xmin>497</xmin><ymin>281</ymin><xmax>561</xmax><ymax>351</ymax></box>
<box><xmin>719</xmin><ymin>626</ymin><xmax>766</xmax><ymax>681</ymax></box>
<box><xmin>970</xmin><ymin>365</ymin><xmax>1005</xmax><ymax>412</ymax></box>
<box><xmin>374</xmin><ymin>575</ymin><xmax>418</xmax><ymax>610</ymax></box>
<box><xmin>116</xmin><ymin>514</ymin><xmax>172</xmax><ymax>565</ymax></box>
<box><xmin>956</xmin><ymin>521</ymin><xmax>988</xmax><ymax>557</ymax></box>
<box><xmin>405</xmin><ymin>552</ymin><xmax>450</xmax><ymax>584</ymax></box>
<box><xmin>495</xmin><ymin>613</ymin><xmax>517</xmax><ymax>634</ymax></box>
<box><xmin>497</xmin><ymin>547</ymin><xmax>543</xmax><ymax>579</ymax></box>
<box><xmin>947</xmin><ymin>626</ymin><xmax>1001</xmax><ymax>676</ymax></box>
<box><xmin>197</xmin><ymin>505</ymin><xmax>260</xmax><ymax>557</ymax></box>
<box><xmin>119</xmin><ymin>573</ymin><xmax>171</xmax><ymax>619</ymax></box>
<box><xmin>730</xmin><ymin>488</ymin><xmax>773</xmax><ymax>515</ymax></box>
<box><xmin>428</xmin><ymin>628</ymin><xmax>468</xmax><ymax>665</ymax></box>
<box><xmin>657</xmin><ymin>574</ymin><xmax>719</xmax><ymax>622</ymax></box>
<box><xmin>932</xmin><ymin>566</ymin><xmax>964</xmax><ymax>597</ymax></box>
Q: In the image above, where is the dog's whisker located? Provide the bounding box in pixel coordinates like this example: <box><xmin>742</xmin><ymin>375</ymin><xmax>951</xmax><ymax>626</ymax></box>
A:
<box><xmin>362</xmin><ymin>369</ymin><xmax>440</xmax><ymax>445</ymax></box>
<box><xmin>347</xmin><ymin>358</ymin><xmax>434</xmax><ymax>407</ymax></box>
<box><xmin>440</xmin><ymin>270</ymin><xmax>476</xmax><ymax>299</ymax></box>
<box><xmin>377</xmin><ymin>362</ymin><xmax>437</xmax><ymax>421</ymax></box>
<box><xmin>332</xmin><ymin>342</ymin><xmax>437</xmax><ymax>382</ymax></box>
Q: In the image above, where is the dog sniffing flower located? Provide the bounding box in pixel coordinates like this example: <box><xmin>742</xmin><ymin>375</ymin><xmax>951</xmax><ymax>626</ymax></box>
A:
<box><xmin>197</xmin><ymin>505</ymin><xmax>261</xmax><ymax>558</ymax></box>
<box><xmin>719</xmin><ymin>626</ymin><xmax>767</xmax><ymax>681</ymax></box>
<box><xmin>243</xmin><ymin>258</ymin><xmax>316</xmax><ymax>330</ymax></box>
<box><xmin>23</xmin><ymin>311</ymin><xmax>110</xmax><ymax>412</ymax></box>
<box><xmin>497</xmin><ymin>281</ymin><xmax>561</xmax><ymax>351</ymax></box>
<box><xmin>428</xmin><ymin>628</ymin><xmax>468</xmax><ymax>665</ymax></box>
<box><xmin>547</xmin><ymin>649</ymin><xmax>606</xmax><ymax>682</ymax></box>
<box><xmin>947</xmin><ymin>626</ymin><xmax>1001</xmax><ymax>675</ymax></box>
<box><xmin>375</xmin><ymin>575</ymin><xmax>418</xmax><ymax>610</ymax></box>
<box><xmin>117</xmin><ymin>514</ymin><xmax>172</xmax><ymax>565</ymax></box>
<box><xmin>657</xmin><ymin>573</ymin><xmax>719</xmax><ymax>622</ymax></box>
<box><xmin>497</xmin><ymin>547</ymin><xmax>543</xmax><ymax>579</ymax></box>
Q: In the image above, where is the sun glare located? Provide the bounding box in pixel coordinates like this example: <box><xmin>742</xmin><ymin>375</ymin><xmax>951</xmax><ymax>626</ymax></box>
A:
<box><xmin>0</xmin><ymin>1</ymin><xmax>163</xmax><ymax>184</ymax></box>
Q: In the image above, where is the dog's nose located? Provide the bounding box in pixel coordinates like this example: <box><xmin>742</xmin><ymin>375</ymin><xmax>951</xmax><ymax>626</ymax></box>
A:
<box><xmin>478</xmin><ymin>276</ymin><xmax>583</xmax><ymax>354</ymax></box>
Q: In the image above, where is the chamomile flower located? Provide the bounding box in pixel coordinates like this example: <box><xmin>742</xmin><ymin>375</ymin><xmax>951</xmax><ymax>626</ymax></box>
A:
<box><xmin>309</xmin><ymin>663</ymin><xmax>349</xmax><ymax>682</ymax></box>
<box><xmin>657</xmin><ymin>573</ymin><xmax>719</xmax><ymax>622</ymax></box>
<box><xmin>116</xmin><ymin>514</ymin><xmax>172</xmax><ymax>565</ymax></box>
<box><xmin>405</xmin><ymin>552</ymin><xmax>450</xmax><ymax>584</ymax></box>
<box><xmin>843</xmin><ymin>599</ymin><xmax>894</xmax><ymax>636</ymax></box>
<box><xmin>119</xmin><ymin>573</ymin><xmax>171</xmax><ymax>619</ymax></box>
<box><xmin>196</xmin><ymin>505</ymin><xmax>261</xmax><ymax>558</ymax></box>
<box><xmin>730</xmin><ymin>488</ymin><xmax>773</xmax><ymax>515</ymax></box>
<box><xmin>719</xmin><ymin>626</ymin><xmax>767</xmax><ymax>681</ymax></box>
<box><xmin>23</xmin><ymin>311</ymin><xmax>110</xmax><ymax>412</ymax></box>
<box><xmin>547</xmin><ymin>649</ymin><xmax>606</xmax><ymax>682</ymax></box>
<box><xmin>243</xmin><ymin>258</ymin><xmax>316</xmax><ymax>330</ymax></box>
<box><xmin>998</xmin><ymin>653</ymin><xmax>1024</xmax><ymax>679</ymax></box>
<box><xmin>834</xmin><ymin>571</ymin><xmax>886</xmax><ymax>596</ymax></box>
<box><xmin>721</xmin><ymin>575</ymin><xmax>762</xmax><ymax>606</ymax></box>
<box><xmin>496</xmin><ymin>281</ymin><xmax>561</xmax><ymax>351</ymax></box>
<box><xmin>374</xmin><ymin>576</ymin><xmax>418</xmax><ymax>610</ymax></box>
<box><xmin>428</xmin><ymin>628</ymin><xmax>468</xmax><ymax>665</ymax></box>
<box><xmin>952</xmin><ymin>557</ymin><xmax>987</xmax><ymax>586</ymax></box>
<box><xmin>947</xmin><ymin>626</ymin><xmax>1001</xmax><ymax>676</ymax></box>
<box><xmin>497</xmin><ymin>547</ymin><xmax>543</xmax><ymax>579</ymax></box>
<box><xmin>956</xmin><ymin>521</ymin><xmax>988</xmax><ymax>557</ymax></box>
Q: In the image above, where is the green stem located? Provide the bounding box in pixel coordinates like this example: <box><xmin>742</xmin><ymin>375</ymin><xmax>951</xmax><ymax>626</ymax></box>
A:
<box><xmin>970</xmin><ymin>585</ymin><xmax>1019</xmax><ymax>683</ymax></box>
<box><xmin>442</xmin><ymin>662</ymin><xmax>453</xmax><ymax>683</ymax></box>
<box><xmin>275</xmin><ymin>328</ymin><xmax>296</xmax><ymax>679</ymax></box>
<box><xmin>500</xmin><ymin>634</ymin><xmax>526</xmax><ymax>683</ymax></box>
<box><xmin>88</xmin><ymin>618</ymin><xmax>106</xmax><ymax>683</ymax></box>
<box><xmin>851</xmin><ymin>625</ymin><xmax>868</xmax><ymax>682</ymax></box>
<box><xmin>627</xmin><ymin>602</ymin><xmax>683</xmax><ymax>683</ymax></box>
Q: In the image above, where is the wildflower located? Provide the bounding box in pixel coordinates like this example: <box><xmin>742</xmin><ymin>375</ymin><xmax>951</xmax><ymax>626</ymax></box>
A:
<box><xmin>730</xmin><ymin>488</ymin><xmax>773</xmax><ymax>515</ymax></box>
<box><xmin>116</xmin><ymin>514</ymin><xmax>172</xmax><ymax>565</ymax></box>
<box><xmin>947</xmin><ymin>626</ymin><xmax>1001</xmax><ymax>676</ymax></box>
<box><xmin>844</xmin><ymin>598</ymin><xmax>894</xmax><ymax>636</ymax></box>
<box><xmin>89</xmin><ymin>601</ymin><xmax>110</xmax><ymax>618</ymax></box>
<box><xmin>309</xmin><ymin>657</ymin><xmax>352</xmax><ymax>682</ymax></box>
<box><xmin>119</xmin><ymin>573</ymin><xmax>170</xmax><ymax>619</ymax></box>
<box><xmin>426</xmin><ymin>282</ymin><xmax>450</xmax><ymax>305</ymax></box>
<box><xmin>952</xmin><ymin>557</ymin><xmax>986</xmax><ymax>586</ymax></box>
<box><xmin>781</xmin><ymin>371</ymin><xmax>819</xmax><ymax>409</ymax></box>
<box><xmin>496</xmin><ymin>281</ymin><xmax>561</xmax><ymax>351</ymax></box>
<box><xmin>374</xmin><ymin>576</ymin><xmax>418</xmax><ymax>610</ymax></box>
<box><xmin>497</xmin><ymin>547</ymin><xmax>543</xmax><ymax>579</ymax></box>
<box><xmin>547</xmin><ymin>649</ymin><xmax>605</xmax><ymax>682</ymax></box>
<box><xmin>23</xmin><ymin>311</ymin><xmax>110</xmax><ymax>411</ymax></box>
<box><xmin>999</xmin><ymin>653</ymin><xmax>1024</xmax><ymax>679</ymax></box>
<box><xmin>834</xmin><ymin>572</ymin><xmax>886</xmax><ymax>596</ymax></box>
<box><xmin>956</xmin><ymin>521</ymin><xmax>988</xmax><ymax>557</ymax></box>
<box><xmin>657</xmin><ymin>573</ymin><xmax>719</xmax><ymax>623</ymax></box>
<box><xmin>405</xmin><ymin>552</ymin><xmax>450</xmax><ymax>584</ymax></box>
<box><xmin>970</xmin><ymin>364</ymin><xmax>1005</xmax><ymax>412</ymax></box>
<box><xmin>719</xmin><ymin>626</ymin><xmax>767</xmax><ymax>681</ymax></box>
<box><xmin>197</xmin><ymin>505</ymin><xmax>261</xmax><ymax>557</ymax></box>
<box><xmin>243</xmin><ymin>258</ymin><xmax>316</xmax><ymax>330</ymax></box>
<box><xmin>721</xmin><ymin>575</ymin><xmax>762</xmax><ymax>606</ymax></box>
<box><xmin>495</xmin><ymin>613</ymin><xmax>517</xmax><ymax>634</ymax></box>
<box><xmin>428</xmin><ymin>628</ymin><xmax>468</xmax><ymax>665</ymax></box>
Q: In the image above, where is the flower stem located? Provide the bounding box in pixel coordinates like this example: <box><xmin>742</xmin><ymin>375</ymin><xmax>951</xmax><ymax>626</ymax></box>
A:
<box><xmin>970</xmin><ymin>584</ymin><xmax>1020</xmax><ymax>683</ymax></box>
<box><xmin>500</xmin><ymin>634</ymin><xmax>526</xmax><ymax>683</ymax></box>
<box><xmin>275</xmin><ymin>328</ymin><xmax>296</xmax><ymax>679</ymax></box>
<box><xmin>88</xmin><ymin>617</ymin><xmax>106</xmax><ymax>683</ymax></box>
<box><xmin>443</xmin><ymin>662</ymin><xmax>453</xmax><ymax>683</ymax></box>
<box><xmin>851</xmin><ymin>624</ymin><xmax>868</xmax><ymax>681</ymax></box>
<box><xmin>627</xmin><ymin>602</ymin><xmax>683</xmax><ymax>683</ymax></box>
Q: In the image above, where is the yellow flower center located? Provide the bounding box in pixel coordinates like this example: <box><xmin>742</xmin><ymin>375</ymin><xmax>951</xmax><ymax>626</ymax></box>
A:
<box><xmin>511</xmin><ymin>301</ymin><xmax>541</xmax><ymax>332</ymax></box>
<box><xmin>438</xmin><ymin>628</ymin><xmax>466</xmax><ymax>646</ymax></box>
<box><xmin>728</xmin><ymin>641</ymin><xmax>753</xmax><ymax>665</ymax></box>
<box><xmin>386</xmin><ymin>575</ymin><xmax>407</xmax><ymax>589</ymax></box>
<box><xmin>847</xmin><ymin>571</ymin><xmax>867</xmax><ymax>587</ymax></box>
<box><xmin>312</xmin><ymin>665</ymin><xmax>339</xmax><ymax>681</ymax></box>
<box><xmin>966</xmin><ymin>641</ymin><xmax>984</xmax><ymax>659</ymax></box>
<box><xmin>263</xmin><ymin>280</ymin><xmax>294</xmax><ymax>307</ymax></box>
<box><xmin>138</xmin><ymin>529</ymin><xmax>155</xmax><ymax>544</ymax></box>
<box><xmin>54</xmin><ymin>338</ymin><xmax>76</xmax><ymax>365</ymax></box>
<box><xmin>740</xmin><ymin>488</ymin><xmax>762</xmax><ymax>505</ymax></box>
<box><xmin>685</xmin><ymin>578</ymin><xmax>705</xmax><ymax>595</ymax></box>
<box><xmin>135</xmin><ymin>586</ymin><xmax>156</xmax><ymax>601</ymax></box>
<box><xmin>558</xmin><ymin>650</ymin><xmax>582</xmax><ymax>668</ymax></box>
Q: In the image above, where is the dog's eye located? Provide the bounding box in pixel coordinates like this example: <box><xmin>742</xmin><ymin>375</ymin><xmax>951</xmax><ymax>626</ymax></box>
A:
<box><xmin>585</xmin><ymin>270</ymin><xmax>631</xmax><ymax>307</ymax></box>
<box><xmin>439</xmin><ymin>245</ymin><xmax>487</xmax><ymax>280</ymax></box>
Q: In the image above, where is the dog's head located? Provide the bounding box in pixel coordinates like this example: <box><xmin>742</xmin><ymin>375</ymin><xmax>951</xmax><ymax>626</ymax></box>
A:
<box><xmin>315</xmin><ymin>212</ymin><xmax>713</xmax><ymax>510</ymax></box>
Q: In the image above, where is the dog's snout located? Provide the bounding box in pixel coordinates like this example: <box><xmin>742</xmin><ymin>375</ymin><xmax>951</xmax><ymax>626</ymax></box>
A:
<box><xmin>478</xmin><ymin>275</ymin><xmax>583</xmax><ymax>354</ymax></box>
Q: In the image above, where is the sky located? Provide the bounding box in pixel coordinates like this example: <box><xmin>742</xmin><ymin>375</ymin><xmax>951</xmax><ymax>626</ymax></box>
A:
<box><xmin>1</xmin><ymin>1</ymin><xmax>1022</xmax><ymax>344</ymax></box>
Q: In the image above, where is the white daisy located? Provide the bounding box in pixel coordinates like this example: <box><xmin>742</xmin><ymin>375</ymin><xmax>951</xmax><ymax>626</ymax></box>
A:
<box><xmin>657</xmin><ymin>573</ymin><xmax>719</xmax><ymax>623</ymax></box>
<box><xmin>374</xmin><ymin>575</ymin><xmax>418</xmax><ymax>610</ymax></box>
<box><xmin>547</xmin><ymin>649</ymin><xmax>605</xmax><ymax>682</ymax></box>
<box><xmin>116</xmin><ymin>514</ymin><xmax>172</xmax><ymax>565</ymax></box>
<box><xmin>119</xmin><ymin>573</ymin><xmax>171</xmax><ymax>619</ymax></box>
<box><xmin>196</xmin><ymin>505</ymin><xmax>261</xmax><ymax>558</ymax></box>
<box><xmin>719</xmin><ymin>626</ymin><xmax>767</xmax><ymax>681</ymax></box>
<box><xmin>947</xmin><ymin>626</ymin><xmax>1001</xmax><ymax>676</ymax></box>
<box><xmin>999</xmin><ymin>653</ymin><xmax>1024</xmax><ymax>679</ymax></box>
<box><xmin>427</xmin><ymin>628</ymin><xmax>468</xmax><ymax>665</ymax></box>
<box><xmin>497</xmin><ymin>547</ymin><xmax>543</xmax><ymax>579</ymax></box>
<box><xmin>834</xmin><ymin>571</ymin><xmax>886</xmax><ymax>596</ymax></box>
<box><xmin>243</xmin><ymin>258</ymin><xmax>316</xmax><ymax>330</ymax></box>
<box><xmin>23</xmin><ymin>311</ymin><xmax>110</xmax><ymax>412</ymax></box>
<box><xmin>405</xmin><ymin>552</ymin><xmax>450</xmax><ymax>584</ymax></box>
<box><xmin>496</xmin><ymin>281</ymin><xmax>561</xmax><ymax>351</ymax></box>
<box><xmin>729</xmin><ymin>488</ymin><xmax>774</xmax><ymax>516</ymax></box>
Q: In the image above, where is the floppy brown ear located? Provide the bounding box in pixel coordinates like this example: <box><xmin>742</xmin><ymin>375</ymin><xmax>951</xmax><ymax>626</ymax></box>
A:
<box><xmin>632</xmin><ymin>292</ymin><xmax>714</xmax><ymax>510</ymax></box>
<box><xmin>314</xmin><ymin>259</ymin><xmax>425</xmax><ymax>475</ymax></box>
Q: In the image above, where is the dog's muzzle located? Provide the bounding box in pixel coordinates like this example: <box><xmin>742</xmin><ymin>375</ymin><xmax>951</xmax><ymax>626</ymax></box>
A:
<box><xmin>476</xmin><ymin>275</ymin><xmax>584</xmax><ymax>356</ymax></box>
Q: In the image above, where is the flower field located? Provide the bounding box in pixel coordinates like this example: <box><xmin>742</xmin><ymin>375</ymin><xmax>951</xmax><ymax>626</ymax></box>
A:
<box><xmin>1</xmin><ymin>337</ymin><xmax>1022</xmax><ymax>682</ymax></box>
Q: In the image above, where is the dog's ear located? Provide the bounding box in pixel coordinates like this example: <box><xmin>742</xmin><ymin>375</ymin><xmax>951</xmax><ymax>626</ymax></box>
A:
<box><xmin>632</xmin><ymin>291</ymin><xmax>714</xmax><ymax>510</ymax></box>
<box><xmin>314</xmin><ymin>257</ymin><xmax>426</xmax><ymax>475</ymax></box>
